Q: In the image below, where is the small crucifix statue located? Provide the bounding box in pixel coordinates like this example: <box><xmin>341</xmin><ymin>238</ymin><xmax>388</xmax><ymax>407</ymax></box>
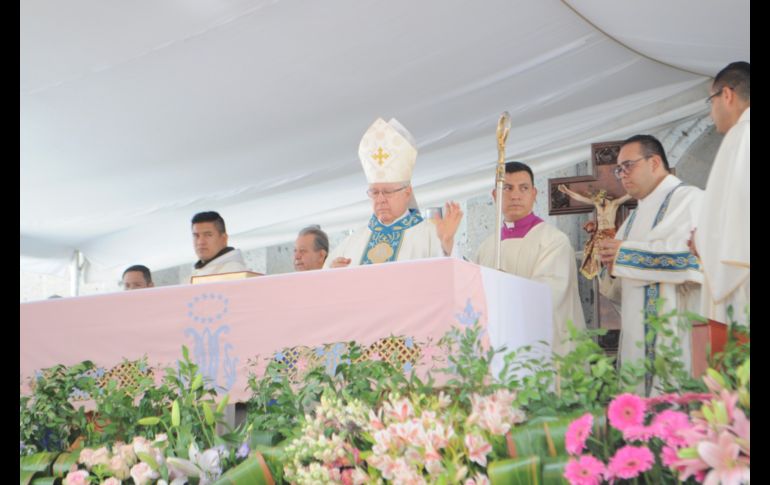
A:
<box><xmin>557</xmin><ymin>185</ymin><xmax>631</xmax><ymax>279</ymax></box>
<box><xmin>548</xmin><ymin>141</ymin><xmax>638</xmax><ymax>279</ymax></box>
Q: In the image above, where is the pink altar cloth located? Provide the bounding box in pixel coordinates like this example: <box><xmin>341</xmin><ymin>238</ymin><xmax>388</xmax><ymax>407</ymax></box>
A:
<box><xmin>22</xmin><ymin>258</ymin><xmax>516</xmax><ymax>402</ymax></box>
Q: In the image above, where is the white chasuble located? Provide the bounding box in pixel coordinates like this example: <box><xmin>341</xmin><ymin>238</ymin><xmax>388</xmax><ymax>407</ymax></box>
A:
<box><xmin>325</xmin><ymin>210</ymin><xmax>445</xmax><ymax>268</ymax></box>
<box><xmin>607</xmin><ymin>174</ymin><xmax>703</xmax><ymax>395</ymax></box>
<box><xmin>695</xmin><ymin>108</ymin><xmax>750</xmax><ymax>326</ymax></box>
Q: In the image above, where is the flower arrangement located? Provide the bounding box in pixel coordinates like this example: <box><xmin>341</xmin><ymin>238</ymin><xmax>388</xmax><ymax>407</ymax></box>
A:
<box><xmin>366</xmin><ymin>390</ymin><xmax>524</xmax><ymax>484</ymax></box>
<box><xmin>282</xmin><ymin>387</ymin><xmax>525</xmax><ymax>484</ymax></box>
<box><xmin>282</xmin><ymin>393</ymin><xmax>371</xmax><ymax>484</ymax></box>
<box><xmin>563</xmin><ymin>358</ymin><xmax>749</xmax><ymax>485</ymax></box>
<box><xmin>21</xmin><ymin>311</ymin><xmax>749</xmax><ymax>485</ymax></box>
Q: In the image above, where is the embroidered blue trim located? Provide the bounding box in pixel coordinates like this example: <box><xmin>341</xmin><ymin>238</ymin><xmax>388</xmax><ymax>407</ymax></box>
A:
<box><xmin>622</xmin><ymin>209</ymin><xmax>638</xmax><ymax>240</ymax></box>
<box><xmin>643</xmin><ymin>283</ymin><xmax>660</xmax><ymax>397</ymax></box>
<box><xmin>653</xmin><ymin>182</ymin><xmax>684</xmax><ymax>227</ymax></box>
<box><xmin>616</xmin><ymin>248</ymin><xmax>700</xmax><ymax>272</ymax></box>
<box><xmin>360</xmin><ymin>209</ymin><xmax>424</xmax><ymax>265</ymax></box>
<box><xmin>622</xmin><ymin>182</ymin><xmax>685</xmax><ymax>238</ymax></box>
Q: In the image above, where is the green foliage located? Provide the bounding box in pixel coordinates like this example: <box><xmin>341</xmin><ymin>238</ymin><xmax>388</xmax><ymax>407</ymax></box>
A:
<box><xmin>640</xmin><ymin>301</ymin><xmax>704</xmax><ymax>394</ymax></box>
<box><xmin>710</xmin><ymin>315</ymin><xmax>750</xmax><ymax>393</ymax></box>
<box><xmin>246</xmin><ymin>358</ymin><xmax>328</xmax><ymax>443</ymax></box>
<box><xmin>246</xmin><ymin>341</ymin><xmax>415</xmax><ymax>443</ymax></box>
<box><xmin>20</xmin><ymin>362</ymin><xmax>94</xmax><ymax>454</ymax></box>
<box><xmin>439</xmin><ymin>323</ymin><xmax>507</xmax><ymax>406</ymax></box>
<box><xmin>81</xmin><ymin>357</ymin><xmax>177</xmax><ymax>447</ymax></box>
<box><xmin>496</xmin><ymin>322</ymin><xmax>639</xmax><ymax>417</ymax></box>
<box><xmin>137</xmin><ymin>345</ymin><xmax>244</xmax><ymax>458</ymax></box>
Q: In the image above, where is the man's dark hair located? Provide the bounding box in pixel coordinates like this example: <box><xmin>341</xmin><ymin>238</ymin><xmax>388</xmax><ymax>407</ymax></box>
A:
<box><xmin>504</xmin><ymin>161</ymin><xmax>535</xmax><ymax>184</ymax></box>
<box><xmin>191</xmin><ymin>211</ymin><xmax>226</xmax><ymax>234</ymax></box>
<box><xmin>122</xmin><ymin>264</ymin><xmax>152</xmax><ymax>284</ymax></box>
<box><xmin>298</xmin><ymin>225</ymin><xmax>329</xmax><ymax>254</ymax></box>
<box><xmin>621</xmin><ymin>134</ymin><xmax>670</xmax><ymax>172</ymax></box>
<box><xmin>714</xmin><ymin>61</ymin><xmax>750</xmax><ymax>102</ymax></box>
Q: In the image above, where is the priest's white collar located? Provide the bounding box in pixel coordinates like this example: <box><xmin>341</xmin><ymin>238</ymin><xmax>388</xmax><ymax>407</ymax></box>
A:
<box><xmin>378</xmin><ymin>209</ymin><xmax>411</xmax><ymax>227</ymax></box>
<box><xmin>638</xmin><ymin>173</ymin><xmax>682</xmax><ymax>207</ymax></box>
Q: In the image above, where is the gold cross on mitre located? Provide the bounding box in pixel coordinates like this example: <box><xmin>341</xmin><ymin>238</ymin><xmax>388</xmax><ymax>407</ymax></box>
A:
<box><xmin>372</xmin><ymin>147</ymin><xmax>390</xmax><ymax>166</ymax></box>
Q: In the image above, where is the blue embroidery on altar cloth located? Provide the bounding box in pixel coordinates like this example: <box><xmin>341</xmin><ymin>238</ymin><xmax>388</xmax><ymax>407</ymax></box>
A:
<box><xmin>455</xmin><ymin>298</ymin><xmax>483</xmax><ymax>327</ymax></box>
<box><xmin>184</xmin><ymin>293</ymin><xmax>238</xmax><ymax>392</ymax></box>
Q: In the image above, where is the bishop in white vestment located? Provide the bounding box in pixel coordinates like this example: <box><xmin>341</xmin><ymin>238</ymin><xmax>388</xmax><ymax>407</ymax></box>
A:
<box><xmin>325</xmin><ymin>118</ymin><xmax>462</xmax><ymax>268</ymax></box>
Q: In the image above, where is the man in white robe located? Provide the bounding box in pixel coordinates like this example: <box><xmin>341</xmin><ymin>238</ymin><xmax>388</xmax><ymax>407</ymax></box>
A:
<box><xmin>474</xmin><ymin>161</ymin><xmax>586</xmax><ymax>356</ymax></box>
<box><xmin>598</xmin><ymin>135</ymin><xmax>703</xmax><ymax>395</ymax></box>
<box><xmin>325</xmin><ymin>118</ymin><xmax>462</xmax><ymax>268</ymax></box>
<box><xmin>190</xmin><ymin>211</ymin><xmax>250</xmax><ymax>277</ymax></box>
<box><xmin>693</xmin><ymin>61</ymin><xmax>750</xmax><ymax>326</ymax></box>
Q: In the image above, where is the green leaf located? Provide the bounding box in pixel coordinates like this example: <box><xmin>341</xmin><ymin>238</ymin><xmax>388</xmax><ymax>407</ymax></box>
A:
<box><xmin>488</xmin><ymin>456</ymin><xmax>541</xmax><ymax>485</ymax></box>
<box><xmin>706</xmin><ymin>368</ymin><xmax>726</xmax><ymax>387</ymax></box>
<box><xmin>138</xmin><ymin>416</ymin><xmax>161</xmax><ymax>426</ymax></box>
<box><xmin>136</xmin><ymin>451</ymin><xmax>160</xmax><ymax>471</ymax></box>
<box><xmin>714</xmin><ymin>401</ymin><xmax>728</xmax><ymax>425</ymax></box>
<box><xmin>737</xmin><ymin>359</ymin><xmax>750</xmax><ymax>386</ymax></box>
<box><xmin>172</xmin><ymin>400</ymin><xmax>181</xmax><ymax>428</ymax></box>
<box><xmin>192</xmin><ymin>373</ymin><xmax>204</xmax><ymax>391</ymax></box>
<box><xmin>249</xmin><ymin>431</ymin><xmax>278</xmax><ymax>448</ymax></box>
<box><xmin>212</xmin><ymin>453</ymin><xmax>276</xmax><ymax>485</ymax></box>
<box><xmin>202</xmin><ymin>402</ymin><xmax>215</xmax><ymax>426</ymax></box>
<box><xmin>216</xmin><ymin>394</ymin><xmax>230</xmax><ymax>414</ymax></box>
<box><xmin>20</xmin><ymin>452</ymin><xmax>59</xmax><ymax>473</ymax></box>
<box><xmin>542</xmin><ymin>458</ymin><xmax>570</xmax><ymax>485</ymax></box>
<box><xmin>20</xmin><ymin>468</ymin><xmax>37</xmax><ymax>485</ymax></box>
<box><xmin>507</xmin><ymin>415</ymin><xmax>575</xmax><ymax>459</ymax></box>
<box><xmin>677</xmin><ymin>447</ymin><xmax>698</xmax><ymax>459</ymax></box>
<box><xmin>30</xmin><ymin>477</ymin><xmax>58</xmax><ymax>485</ymax></box>
<box><xmin>51</xmin><ymin>452</ymin><xmax>79</xmax><ymax>477</ymax></box>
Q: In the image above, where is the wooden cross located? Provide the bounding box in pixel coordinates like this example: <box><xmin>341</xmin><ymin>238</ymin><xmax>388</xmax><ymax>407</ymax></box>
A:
<box><xmin>372</xmin><ymin>147</ymin><xmax>390</xmax><ymax>165</ymax></box>
<box><xmin>548</xmin><ymin>141</ymin><xmax>637</xmax><ymax>229</ymax></box>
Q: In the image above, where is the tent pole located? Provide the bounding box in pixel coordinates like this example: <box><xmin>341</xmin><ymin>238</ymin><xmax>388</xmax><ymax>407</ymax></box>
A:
<box><xmin>70</xmin><ymin>250</ymin><xmax>82</xmax><ymax>297</ymax></box>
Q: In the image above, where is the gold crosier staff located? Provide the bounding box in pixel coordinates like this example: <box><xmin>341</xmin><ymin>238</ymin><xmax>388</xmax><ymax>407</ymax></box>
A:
<box><xmin>494</xmin><ymin>112</ymin><xmax>511</xmax><ymax>270</ymax></box>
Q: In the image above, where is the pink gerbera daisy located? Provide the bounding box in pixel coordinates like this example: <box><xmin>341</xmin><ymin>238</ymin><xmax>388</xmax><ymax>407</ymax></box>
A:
<box><xmin>652</xmin><ymin>410</ymin><xmax>691</xmax><ymax>447</ymax></box>
<box><xmin>622</xmin><ymin>425</ymin><xmax>657</xmax><ymax>442</ymax></box>
<box><xmin>564</xmin><ymin>455</ymin><xmax>606</xmax><ymax>485</ymax></box>
<box><xmin>661</xmin><ymin>445</ymin><xmax>680</xmax><ymax>468</ymax></box>
<box><xmin>607</xmin><ymin>393</ymin><xmax>646</xmax><ymax>431</ymax></box>
<box><xmin>566</xmin><ymin>413</ymin><xmax>594</xmax><ymax>455</ymax></box>
<box><xmin>607</xmin><ymin>445</ymin><xmax>655</xmax><ymax>479</ymax></box>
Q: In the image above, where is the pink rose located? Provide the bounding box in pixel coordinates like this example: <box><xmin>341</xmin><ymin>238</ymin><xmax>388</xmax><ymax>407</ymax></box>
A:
<box><xmin>63</xmin><ymin>470</ymin><xmax>90</xmax><ymax>485</ymax></box>
<box><xmin>130</xmin><ymin>462</ymin><xmax>159</xmax><ymax>485</ymax></box>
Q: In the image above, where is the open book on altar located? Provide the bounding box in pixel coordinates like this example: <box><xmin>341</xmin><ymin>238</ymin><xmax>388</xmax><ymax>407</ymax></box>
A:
<box><xmin>190</xmin><ymin>271</ymin><xmax>263</xmax><ymax>284</ymax></box>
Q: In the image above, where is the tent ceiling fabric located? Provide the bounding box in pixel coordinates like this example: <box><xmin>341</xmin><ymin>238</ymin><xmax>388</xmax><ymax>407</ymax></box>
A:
<box><xmin>20</xmin><ymin>0</ymin><xmax>749</xmax><ymax>280</ymax></box>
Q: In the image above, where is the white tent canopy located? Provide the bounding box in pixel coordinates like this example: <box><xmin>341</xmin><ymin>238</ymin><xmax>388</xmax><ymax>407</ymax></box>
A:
<box><xmin>20</xmin><ymin>0</ymin><xmax>749</xmax><ymax>281</ymax></box>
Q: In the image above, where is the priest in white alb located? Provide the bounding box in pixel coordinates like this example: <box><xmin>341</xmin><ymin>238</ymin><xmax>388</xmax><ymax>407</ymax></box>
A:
<box><xmin>598</xmin><ymin>135</ymin><xmax>703</xmax><ymax>395</ymax></box>
<box><xmin>325</xmin><ymin>117</ymin><xmax>463</xmax><ymax>268</ymax></box>
<box><xmin>474</xmin><ymin>161</ymin><xmax>586</xmax><ymax>356</ymax></box>
<box><xmin>693</xmin><ymin>61</ymin><xmax>750</xmax><ymax>326</ymax></box>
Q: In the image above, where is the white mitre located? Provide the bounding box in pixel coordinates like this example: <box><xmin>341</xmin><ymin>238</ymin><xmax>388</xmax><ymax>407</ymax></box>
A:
<box><xmin>358</xmin><ymin>118</ymin><xmax>418</xmax><ymax>183</ymax></box>
<box><xmin>358</xmin><ymin>117</ymin><xmax>420</xmax><ymax>209</ymax></box>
